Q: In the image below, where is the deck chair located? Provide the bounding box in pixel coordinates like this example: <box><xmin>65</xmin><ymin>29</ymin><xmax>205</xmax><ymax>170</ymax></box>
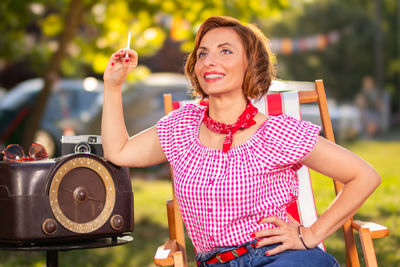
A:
<box><xmin>154</xmin><ymin>80</ymin><xmax>389</xmax><ymax>267</ymax></box>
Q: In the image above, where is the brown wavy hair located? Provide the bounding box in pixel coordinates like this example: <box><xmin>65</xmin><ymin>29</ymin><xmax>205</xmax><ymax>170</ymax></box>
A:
<box><xmin>185</xmin><ymin>16</ymin><xmax>276</xmax><ymax>99</ymax></box>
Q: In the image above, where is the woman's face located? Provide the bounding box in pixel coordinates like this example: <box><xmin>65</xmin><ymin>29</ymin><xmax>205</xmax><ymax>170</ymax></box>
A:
<box><xmin>194</xmin><ymin>27</ymin><xmax>248</xmax><ymax>98</ymax></box>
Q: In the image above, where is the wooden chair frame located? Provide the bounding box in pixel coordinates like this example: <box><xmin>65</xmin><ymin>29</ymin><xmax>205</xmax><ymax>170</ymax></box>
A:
<box><xmin>154</xmin><ymin>80</ymin><xmax>389</xmax><ymax>267</ymax></box>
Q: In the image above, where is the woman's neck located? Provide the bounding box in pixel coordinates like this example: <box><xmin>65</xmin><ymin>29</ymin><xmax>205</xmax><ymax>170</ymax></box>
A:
<box><xmin>207</xmin><ymin>94</ymin><xmax>248</xmax><ymax>125</ymax></box>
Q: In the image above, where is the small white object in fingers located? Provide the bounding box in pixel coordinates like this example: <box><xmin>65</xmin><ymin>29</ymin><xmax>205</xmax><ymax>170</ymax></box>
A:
<box><xmin>125</xmin><ymin>32</ymin><xmax>131</xmax><ymax>58</ymax></box>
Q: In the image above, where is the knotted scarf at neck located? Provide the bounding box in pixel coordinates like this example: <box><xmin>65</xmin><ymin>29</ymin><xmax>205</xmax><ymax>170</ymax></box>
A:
<box><xmin>201</xmin><ymin>100</ymin><xmax>258</xmax><ymax>152</ymax></box>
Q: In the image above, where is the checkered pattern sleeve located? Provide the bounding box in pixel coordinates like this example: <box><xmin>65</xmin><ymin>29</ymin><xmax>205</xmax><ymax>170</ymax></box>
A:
<box><xmin>156</xmin><ymin>104</ymin><xmax>203</xmax><ymax>164</ymax></box>
<box><xmin>253</xmin><ymin>115</ymin><xmax>321</xmax><ymax>171</ymax></box>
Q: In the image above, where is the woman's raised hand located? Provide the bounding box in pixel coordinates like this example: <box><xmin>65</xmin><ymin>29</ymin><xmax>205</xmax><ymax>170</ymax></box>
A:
<box><xmin>103</xmin><ymin>48</ymin><xmax>138</xmax><ymax>90</ymax></box>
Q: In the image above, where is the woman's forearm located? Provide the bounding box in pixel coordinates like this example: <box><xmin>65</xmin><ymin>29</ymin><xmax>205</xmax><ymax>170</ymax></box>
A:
<box><xmin>302</xmin><ymin>136</ymin><xmax>381</xmax><ymax>247</ymax></box>
<box><xmin>251</xmin><ymin>136</ymin><xmax>381</xmax><ymax>255</ymax></box>
<box><xmin>306</xmin><ymin>168</ymin><xmax>381</xmax><ymax>247</ymax></box>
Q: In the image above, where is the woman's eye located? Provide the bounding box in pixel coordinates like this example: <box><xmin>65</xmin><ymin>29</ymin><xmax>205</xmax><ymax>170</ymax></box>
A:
<box><xmin>221</xmin><ymin>49</ymin><xmax>232</xmax><ymax>55</ymax></box>
<box><xmin>198</xmin><ymin>51</ymin><xmax>207</xmax><ymax>58</ymax></box>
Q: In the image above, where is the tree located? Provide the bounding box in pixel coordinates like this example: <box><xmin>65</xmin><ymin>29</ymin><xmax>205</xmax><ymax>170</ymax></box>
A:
<box><xmin>1</xmin><ymin>0</ymin><xmax>289</xmax><ymax>149</ymax></box>
<box><xmin>261</xmin><ymin>0</ymin><xmax>399</xmax><ymax>118</ymax></box>
<box><xmin>262</xmin><ymin>1</ymin><xmax>375</xmax><ymax>100</ymax></box>
<box><xmin>21</xmin><ymin>0</ymin><xmax>90</xmax><ymax>149</ymax></box>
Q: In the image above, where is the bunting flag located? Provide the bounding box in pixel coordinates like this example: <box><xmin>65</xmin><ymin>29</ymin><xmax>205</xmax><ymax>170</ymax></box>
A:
<box><xmin>155</xmin><ymin>14</ymin><xmax>341</xmax><ymax>54</ymax></box>
<box><xmin>270</xmin><ymin>31</ymin><xmax>340</xmax><ymax>55</ymax></box>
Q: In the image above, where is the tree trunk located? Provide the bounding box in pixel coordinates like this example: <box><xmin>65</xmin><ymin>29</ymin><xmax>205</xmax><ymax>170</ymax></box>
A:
<box><xmin>21</xmin><ymin>0</ymin><xmax>84</xmax><ymax>151</ymax></box>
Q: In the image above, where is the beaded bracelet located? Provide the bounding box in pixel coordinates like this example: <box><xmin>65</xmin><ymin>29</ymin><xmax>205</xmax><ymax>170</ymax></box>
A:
<box><xmin>297</xmin><ymin>225</ymin><xmax>311</xmax><ymax>250</ymax></box>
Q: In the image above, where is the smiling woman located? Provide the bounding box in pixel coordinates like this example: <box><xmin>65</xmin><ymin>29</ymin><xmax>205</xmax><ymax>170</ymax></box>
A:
<box><xmin>101</xmin><ymin>15</ymin><xmax>380</xmax><ymax>267</ymax></box>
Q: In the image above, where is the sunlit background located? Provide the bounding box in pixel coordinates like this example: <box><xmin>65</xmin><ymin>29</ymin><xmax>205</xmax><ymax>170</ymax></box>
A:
<box><xmin>0</xmin><ymin>0</ymin><xmax>399</xmax><ymax>266</ymax></box>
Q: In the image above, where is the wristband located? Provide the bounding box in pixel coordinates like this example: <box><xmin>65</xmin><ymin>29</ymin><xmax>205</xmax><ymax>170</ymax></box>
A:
<box><xmin>297</xmin><ymin>225</ymin><xmax>311</xmax><ymax>250</ymax></box>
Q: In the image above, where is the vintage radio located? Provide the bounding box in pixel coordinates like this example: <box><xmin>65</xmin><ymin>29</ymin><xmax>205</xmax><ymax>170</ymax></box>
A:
<box><xmin>0</xmin><ymin>153</ymin><xmax>133</xmax><ymax>244</ymax></box>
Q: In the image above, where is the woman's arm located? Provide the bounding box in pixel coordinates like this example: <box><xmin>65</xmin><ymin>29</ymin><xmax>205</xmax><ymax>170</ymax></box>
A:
<box><xmin>300</xmin><ymin>136</ymin><xmax>381</xmax><ymax>247</ymax></box>
<box><xmin>255</xmin><ymin>136</ymin><xmax>381</xmax><ymax>255</ymax></box>
<box><xmin>102</xmin><ymin>48</ymin><xmax>167</xmax><ymax>167</ymax></box>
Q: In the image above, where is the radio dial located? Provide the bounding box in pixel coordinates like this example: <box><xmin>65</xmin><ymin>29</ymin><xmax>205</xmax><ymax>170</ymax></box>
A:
<box><xmin>49</xmin><ymin>156</ymin><xmax>116</xmax><ymax>234</ymax></box>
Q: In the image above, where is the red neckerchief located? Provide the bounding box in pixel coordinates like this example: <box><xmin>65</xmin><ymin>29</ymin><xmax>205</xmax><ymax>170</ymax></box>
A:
<box><xmin>201</xmin><ymin>100</ymin><xmax>258</xmax><ymax>152</ymax></box>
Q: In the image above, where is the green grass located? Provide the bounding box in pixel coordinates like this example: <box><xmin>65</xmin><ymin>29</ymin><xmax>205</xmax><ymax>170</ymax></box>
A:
<box><xmin>311</xmin><ymin>137</ymin><xmax>400</xmax><ymax>266</ymax></box>
<box><xmin>0</xmin><ymin>136</ymin><xmax>399</xmax><ymax>266</ymax></box>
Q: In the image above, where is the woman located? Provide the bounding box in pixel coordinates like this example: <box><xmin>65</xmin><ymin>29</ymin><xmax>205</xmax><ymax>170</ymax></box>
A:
<box><xmin>102</xmin><ymin>16</ymin><xmax>380</xmax><ymax>266</ymax></box>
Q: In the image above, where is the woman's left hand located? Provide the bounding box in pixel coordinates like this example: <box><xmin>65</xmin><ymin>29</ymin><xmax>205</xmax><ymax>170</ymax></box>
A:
<box><xmin>253</xmin><ymin>215</ymin><xmax>315</xmax><ymax>255</ymax></box>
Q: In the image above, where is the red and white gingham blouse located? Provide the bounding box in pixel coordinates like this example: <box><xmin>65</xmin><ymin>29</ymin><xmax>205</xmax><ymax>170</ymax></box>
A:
<box><xmin>157</xmin><ymin>104</ymin><xmax>320</xmax><ymax>253</ymax></box>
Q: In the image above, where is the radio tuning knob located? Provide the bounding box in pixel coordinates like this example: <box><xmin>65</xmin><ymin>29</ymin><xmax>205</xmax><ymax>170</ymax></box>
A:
<box><xmin>73</xmin><ymin>186</ymin><xmax>88</xmax><ymax>203</ymax></box>
<box><xmin>110</xmin><ymin>215</ymin><xmax>124</xmax><ymax>230</ymax></box>
<box><xmin>42</xmin><ymin>218</ymin><xmax>57</xmax><ymax>235</ymax></box>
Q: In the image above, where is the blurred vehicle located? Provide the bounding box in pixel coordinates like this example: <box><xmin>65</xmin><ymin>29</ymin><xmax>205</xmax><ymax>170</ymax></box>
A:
<box><xmin>0</xmin><ymin>87</ymin><xmax>6</xmax><ymax>100</ymax></box>
<box><xmin>124</xmin><ymin>72</ymin><xmax>192</xmax><ymax>133</ymax></box>
<box><xmin>301</xmin><ymin>100</ymin><xmax>361</xmax><ymax>141</ymax></box>
<box><xmin>89</xmin><ymin>76</ymin><xmax>359</xmax><ymax>142</ymax></box>
<box><xmin>86</xmin><ymin>72</ymin><xmax>192</xmax><ymax>180</ymax></box>
<box><xmin>88</xmin><ymin>72</ymin><xmax>192</xmax><ymax>136</ymax></box>
<box><xmin>270</xmin><ymin>80</ymin><xmax>361</xmax><ymax>141</ymax></box>
<box><xmin>0</xmin><ymin>77</ymin><xmax>104</xmax><ymax>157</ymax></box>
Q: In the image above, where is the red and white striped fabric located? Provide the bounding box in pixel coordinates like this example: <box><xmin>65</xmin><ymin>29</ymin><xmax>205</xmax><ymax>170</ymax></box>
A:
<box><xmin>171</xmin><ymin>92</ymin><xmax>324</xmax><ymax>251</ymax></box>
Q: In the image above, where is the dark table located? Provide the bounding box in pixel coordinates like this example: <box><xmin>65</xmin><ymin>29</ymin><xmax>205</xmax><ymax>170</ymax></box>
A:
<box><xmin>0</xmin><ymin>235</ymin><xmax>133</xmax><ymax>267</ymax></box>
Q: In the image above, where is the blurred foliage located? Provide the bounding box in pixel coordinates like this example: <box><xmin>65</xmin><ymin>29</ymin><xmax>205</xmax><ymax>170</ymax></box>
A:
<box><xmin>0</xmin><ymin>0</ymin><xmax>288</xmax><ymax>84</ymax></box>
<box><xmin>261</xmin><ymin>0</ymin><xmax>399</xmax><ymax>102</ymax></box>
<box><xmin>0</xmin><ymin>0</ymin><xmax>398</xmax><ymax>112</ymax></box>
<box><xmin>311</xmin><ymin>131</ymin><xmax>400</xmax><ymax>266</ymax></box>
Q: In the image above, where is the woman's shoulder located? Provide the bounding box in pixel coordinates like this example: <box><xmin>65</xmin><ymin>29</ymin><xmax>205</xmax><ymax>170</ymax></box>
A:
<box><xmin>251</xmin><ymin>114</ymin><xmax>320</xmax><ymax>169</ymax></box>
<box><xmin>158</xmin><ymin>102</ymin><xmax>204</xmax><ymax>130</ymax></box>
<box><xmin>169</xmin><ymin>102</ymin><xmax>203</xmax><ymax>122</ymax></box>
<box><xmin>262</xmin><ymin>114</ymin><xmax>318</xmax><ymax>132</ymax></box>
<box><xmin>157</xmin><ymin>102</ymin><xmax>204</xmax><ymax>163</ymax></box>
<box><xmin>253</xmin><ymin>114</ymin><xmax>320</xmax><ymax>149</ymax></box>
<box><xmin>256</xmin><ymin>114</ymin><xmax>296</xmax><ymax>133</ymax></box>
